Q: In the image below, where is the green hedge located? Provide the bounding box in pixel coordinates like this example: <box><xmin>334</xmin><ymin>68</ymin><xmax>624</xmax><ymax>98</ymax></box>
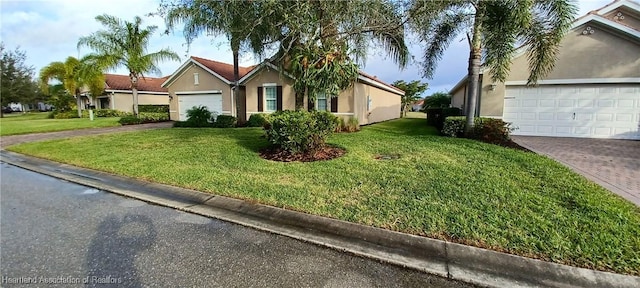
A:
<box><xmin>81</xmin><ymin>109</ymin><xmax>131</xmax><ymax>118</ymax></box>
<box><xmin>139</xmin><ymin>105</ymin><xmax>169</xmax><ymax>113</ymax></box>
<box><xmin>51</xmin><ymin>111</ymin><xmax>79</xmax><ymax>119</ymax></box>
<box><xmin>213</xmin><ymin>115</ymin><xmax>237</xmax><ymax>128</ymax></box>
<box><xmin>246</xmin><ymin>114</ymin><xmax>270</xmax><ymax>127</ymax></box>
<box><xmin>426</xmin><ymin>107</ymin><xmax>462</xmax><ymax>131</ymax></box>
<box><xmin>443</xmin><ymin>116</ymin><xmax>516</xmax><ymax>145</ymax></box>
<box><xmin>118</xmin><ymin>112</ymin><xmax>169</xmax><ymax>125</ymax></box>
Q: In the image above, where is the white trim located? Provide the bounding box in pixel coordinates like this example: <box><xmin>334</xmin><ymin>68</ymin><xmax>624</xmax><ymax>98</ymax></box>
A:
<box><xmin>221</xmin><ymin>110</ymin><xmax>232</xmax><ymax>114</ymax></box>
<box><xmin>597</xmin><ymin>0</ymin><xmax>640</xmax><ymax>15</ymax></box>
<box><xmin>333</xmin><ymin>112</ymin><xmax>355</xmax><ymax>116</ymax></box>
<box><xmin>263</xmin><ymin>83</ymin><xmax>277</xmax><ymax>87</ymax></box>
<box><xmin>162</xmin><ymin>58</ymin><xmax>232</xmax><ymax>87</ymax></box>
<box><xmin>247</xmin><ymin>111</ymin><xmax>275</xmax><ymax>115</ymax></box>
<box><xmin>175</xmin><ymin>90</ymin><xmax>223</xmax><ymax>95</ymax></box>
<box><xmin>169</xmin><ymin>110</ymin><xmax>178</xmax><ymax>113</ymax></box>
<box><xmin>194</xmin><ymin>72</ymin><xmax>199</xmax><ymax>85</ymax></box>
<box><xmin>104</xmin><ymin>89</ymin><xmax>168</xmax><ymax>95</ymax></box>
<box><xmin>357</xmin><ymin>75</ymin><xmax>404</xmax><ymax>96</ymax></box>
<box><xmin>449</xmin><ymin>75</ymin><xmax>469</xmax><ymax>94</ymax></box>
<box><xmin>505</xmin><ymin>78</ymin><xmax>640</xmax><ymax>85</ymax></box>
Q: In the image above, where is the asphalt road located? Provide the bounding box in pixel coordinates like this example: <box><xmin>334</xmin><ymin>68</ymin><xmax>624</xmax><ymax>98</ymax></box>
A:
<box><xmin>0</xmin><ymin>163</ymin><xmax>474</xmax><ymax>288</ymax></box>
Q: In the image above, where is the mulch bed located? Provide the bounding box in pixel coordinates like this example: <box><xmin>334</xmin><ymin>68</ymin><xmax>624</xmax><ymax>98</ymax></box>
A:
<box><xmin>494</xmin><ymin>139</ymin><xmax>532</xmax><ymax>152</ymax></box>
<box><xmin>260</xmin><ymin>146</ymin><xmax>346</xmax><ymax>162</ymax></box>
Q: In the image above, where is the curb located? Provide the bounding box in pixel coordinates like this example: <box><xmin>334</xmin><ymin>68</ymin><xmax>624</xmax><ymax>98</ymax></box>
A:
<box><xmin>1</xmin><ymin>150</ymin><xmax>638</xmax><ymax>288</ymax></box>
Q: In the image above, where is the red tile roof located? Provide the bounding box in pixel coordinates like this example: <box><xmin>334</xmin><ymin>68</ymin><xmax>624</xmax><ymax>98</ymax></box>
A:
<box><xmin>104</xmin><ymin>74</ymin><xmax>169</xmax><ymax>93</ymax></box>
<box><xmin>190</xmin><ymin>56</ymin><xmax>255</xmax><ymax>82</ymax></box>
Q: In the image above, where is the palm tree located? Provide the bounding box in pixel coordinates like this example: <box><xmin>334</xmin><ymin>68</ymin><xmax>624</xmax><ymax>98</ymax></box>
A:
<box><xmin>40</xmin><ymin>56</ymin><xmax>104</xmax><ymax>117</ymax></box>
<box><xmin>78</xmin><ymin>14</ymin><xmax>180</xmax><ymax>116</ymax></box>
<box><xmin>410</xmin><ymin>0</ymin><xmax>576</xmax><ymax>134</ymax></box>
<box><xmin>164</xmin><ymin>1</ymin><xmax>275</xmax><ymax>120</ymax></box>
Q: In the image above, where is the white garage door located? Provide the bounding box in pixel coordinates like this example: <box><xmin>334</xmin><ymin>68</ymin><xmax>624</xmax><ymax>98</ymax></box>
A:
<box><xmin>503</xmin><ymin>84</ymin><xmax>640</xmax><ymax>140</ymax></box>
<box><xmin>177</xmin><ymin>94</ymin><xmax>223</xmax><ymax>121</ymax></box>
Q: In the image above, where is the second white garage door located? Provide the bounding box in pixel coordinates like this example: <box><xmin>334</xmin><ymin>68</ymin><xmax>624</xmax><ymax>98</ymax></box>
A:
<box><xmin>177</xmin><ymin>94</ymin><xmax>223</xmax><ymax>121</ymax></box>
<box><xmin>503</xmin><ymin>84</ymin><xmax>640</xmax><ymax>140</ymax></box>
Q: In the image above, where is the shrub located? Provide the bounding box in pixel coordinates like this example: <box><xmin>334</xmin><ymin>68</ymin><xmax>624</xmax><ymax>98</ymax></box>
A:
<box><xmin>52</xmin><ymin>111</ymin><xmax>79</xmax><ymax>119</ymax></box>
<box><xmin>246</xmin><ymin>113</ymin><xmax>270</xmax><ymax>127</ymax></box>
<box><xmin>185</xmin><ymin>106</ymin><xmax>212</xmax><ymax>127</ymax></box>
<box><xmin>214</xmin><ymin>115</ymin><xmax>237</xmax><ymax>128</ymax></box>
<box><xmin>119</xmin><ymin>115</ymin><xmax>143</xmax><ymax>125</ymax></box>
<box><xmin>442</xmin><ymin>116</ymin><xmax>516</xmax><ymax>145</ymax></box>
<box><xmin>335</xmin><ymin>116</ymin><xmax>360</xmax><ymax>133</ymax></box>
<box><xmin>138</xmin><ymin>112</ymin><xmax>169</xmax><ymax>123</ymax></box>
<box><xmin>426</xmin><ymin>107</ymin><xmax>462</xmax><ymax>131</ymax></box>
<box><xmin>265</xmin><ymin>110</ymin><xmax>339</xmax><ymax>154</ymax></box>
<box><xmin>139</xmin><ymin>105</ymin><xmax>169</xmax><ymax>113</ymax></box>
<box><xmin>81</xmin><ymin>109</ymin><xmax>130</xmax><ymax>118</ymax></box>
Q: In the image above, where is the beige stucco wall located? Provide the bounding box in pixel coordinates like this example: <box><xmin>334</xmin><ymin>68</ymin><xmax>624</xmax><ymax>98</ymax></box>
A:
<box><xmin>244</xmin><ymin>68</ymin><xmax>296</xmax><ymax>115</ymax></box>
<box><xmin>507</xmin><ymin>24</ymin><xmax>640</xmax><ymax>81</ymax></box>
<box><xmin>453</xmin><ymin>23</ymin><xmax>640</xmax><ymax>117</ymax></box>
<box><xmin>603</xmin><ymin>8</ymin><xmax>640</xmax><ymax>31</ymax></box>
<box><xmin>108</xmin><ymin>93</ymin><xmax>169</xmax><ymax>113</ymax></box>
<box><xmin>165</xmin><ymin>64</ymin><xmax>232</xmax><ymax>120</ymax></box>
<box><xmin>353</xmin><ymin>82</ymin><xmax>401</xmax><ymax>125</ymax></box>
<box><xmin>450</xmin><ymin>84</ymin><xmax>466</xmax><ymax>110</ymax></box>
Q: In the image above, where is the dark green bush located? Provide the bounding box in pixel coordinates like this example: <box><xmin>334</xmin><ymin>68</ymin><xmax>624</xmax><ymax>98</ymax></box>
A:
<box><xmin>139</xmin><ymin>105</ymin><xmax>169</xmax><ymax>113</ymax></box>
<box><xmin>246</xmin><ymin>113</ymin><xmax>270</xmax><ymax>127</ymax></box>
<box><xmin>185</xmin><ymin>106</ymin><xmax>212</xmax><ymax>127</ymax></box>
<box><xmin>265</xmin><ymin>110</ymin><xmax>338</xmax><ymax>154</ymax></box>
<box><xmin>214</xmin><ymin>115</ymin><xmax>237</xmax><ymax>128</ymax></box>
<box><xmin>426</xmin><ymin>107</ymin><xmax>462</xmax><ymax>131</ymax></box>
<box><xmin>81</xmin><ymin>109</ymin><xmax>130</xmax><ymax>118</ymax></box>
<box><xmin>443</xmin><ymin>116</ymin><xmax>516</xmax><ymax>146</ymax></box>
<box><xmin>119</xmin><ymin>115</ymin><xmax>143</xmax><ymax>125</ymax></box>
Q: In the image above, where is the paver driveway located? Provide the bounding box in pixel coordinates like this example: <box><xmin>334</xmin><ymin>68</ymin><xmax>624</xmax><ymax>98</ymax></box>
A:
<box><xmin>512</xmin><ymin>136</ymin><xmax>640</xmax><ymax>206</ymax></box>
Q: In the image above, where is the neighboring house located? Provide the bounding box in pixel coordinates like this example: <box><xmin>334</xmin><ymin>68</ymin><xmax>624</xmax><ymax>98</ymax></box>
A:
<box><xmin>90</xmin><ymin>74</ymin><xmax>170</xmax><ymax>112</ymax></box>
<box><xmin>412</xmin><ymin>99</ymin><xmax>424</xmax><ymax>111</ymax></box>
<box><xmin>161</xmin><ymin>56</ymin><xmax>404</xmax><ymax>124</ymax></box>
<box><xmin>449</xmin><ymin>0</ymin><xmax>640</xmax><ymax>140</ymax></box>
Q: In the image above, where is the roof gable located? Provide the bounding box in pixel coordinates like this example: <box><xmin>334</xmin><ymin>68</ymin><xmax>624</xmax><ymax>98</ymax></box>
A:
<box><xmin>162</xmin><ymin>56</ymin><xmax>256</xmax><ymax>87</ymax></box>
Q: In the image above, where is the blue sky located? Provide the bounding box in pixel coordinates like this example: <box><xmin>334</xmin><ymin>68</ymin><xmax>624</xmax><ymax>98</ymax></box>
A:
<box><xmin>1</xmin><ymin>0</ymin><xmax>611</xmax><ymax>96</ymax></box>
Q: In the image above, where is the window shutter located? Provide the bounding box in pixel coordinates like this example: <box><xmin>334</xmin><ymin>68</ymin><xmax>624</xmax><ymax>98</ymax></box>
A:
<box><xmin>257</xmin><ymin>86</ymin><xmax>263</xmax><ymax>112</ymax></box>
<box><xmin>330</xmin><ymin>96</ymin><xmax>338</xmax><ymax>112</ymax></box>
<box><xmin>276</xmin><ymin>86</ymin><xmax>283</xmax><ymax>111</ymax></box>
<box><xmin>308</xmin><ymin>97</ymin><xmax>315</xmax><ymax>112</ymax></box>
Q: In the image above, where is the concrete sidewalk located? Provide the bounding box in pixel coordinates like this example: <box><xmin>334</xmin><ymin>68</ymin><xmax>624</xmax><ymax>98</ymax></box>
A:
<box><xmin>0</xmin><ymin>122</ymin><xmax>173</xmax><ymax>148</ymax></box>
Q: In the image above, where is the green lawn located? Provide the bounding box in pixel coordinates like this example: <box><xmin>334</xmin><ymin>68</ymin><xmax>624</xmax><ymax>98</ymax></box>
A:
<box><xmin>7</xmin><ymin>118</ymin><xmax>640</xmax><ymax>275</ymax></box>
<box><xmin>0</xmin><ymin>112</ymin><xmax>121</xmax><ymax>136</ymax></box>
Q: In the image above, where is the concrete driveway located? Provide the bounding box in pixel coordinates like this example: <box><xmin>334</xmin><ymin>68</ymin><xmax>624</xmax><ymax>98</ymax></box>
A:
<box><xmin>512</xmin><ymin>136</ymin><xmax>640</xmax><ymax>206</ymax></box>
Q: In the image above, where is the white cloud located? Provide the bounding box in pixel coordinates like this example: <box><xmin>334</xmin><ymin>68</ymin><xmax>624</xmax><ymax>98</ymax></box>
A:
<box><xmin>0</xmin><ymin>0</ymin><xmax>614</xmax><ymax>87</ymax></box>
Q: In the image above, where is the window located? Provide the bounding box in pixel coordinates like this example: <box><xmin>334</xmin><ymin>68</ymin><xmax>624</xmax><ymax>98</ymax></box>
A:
<box><xmin>316</xmin><ymin>93</ymin><xmax>328</xmax><ymax>111</ymax></box>
<box><xmin>265</xmin><ymin>85</ymin><xmax>277</xmax><ymax>112</ymax></box>
<box><xmin>194</xmin><ymin>73</ymin><xmax>199</xmax><ymax>85</ymax></box>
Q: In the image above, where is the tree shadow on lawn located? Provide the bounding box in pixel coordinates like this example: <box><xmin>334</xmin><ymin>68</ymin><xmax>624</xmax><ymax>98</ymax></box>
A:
<box><xmin>169</xmin><ymin>126</ymin><xmax>270</xmax><ymax>153</ymax></box>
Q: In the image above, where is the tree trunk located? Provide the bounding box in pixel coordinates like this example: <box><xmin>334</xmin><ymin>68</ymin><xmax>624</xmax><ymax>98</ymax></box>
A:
<box><xmin>233</xmin><ymin>49</ymin><xmax>241</xmax><ymax>121</ymax></box>
<box><xmin>464</xmin><ymin>10</ymin><xmax>484</xmax><ymax>136</ymax></box>
<box><xmin>132</xmin><ymin>87</ymin><xmax>139</xmax><ymax>116</ymax></box>
<box><xmin>76</xmin><ymin>90</ymin><xmax>83</xmax><ymax>118</ymax></box>
<box><xmin>130</xmin><ymin>73</ymin><xmax>139</xmax><ymax>117</ymax></box>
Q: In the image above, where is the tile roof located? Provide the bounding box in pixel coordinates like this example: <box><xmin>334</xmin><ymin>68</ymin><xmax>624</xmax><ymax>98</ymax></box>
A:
<box><xmin>190</xmin><ymin>56</ymin><xmax>255</xmax><ymax>82</ymax></box>
<box><xmin>104</xmin><ymin>74</ymin><xmax>169</xmax><ymax>93</ymax></box>
<box><xmin>357</xmin><ymin>71</ymin><xmax>405</xmax><ymax>94</ymax></box>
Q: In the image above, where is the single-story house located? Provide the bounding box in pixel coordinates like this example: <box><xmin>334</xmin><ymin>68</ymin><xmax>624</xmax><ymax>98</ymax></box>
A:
<box><xmin>161</xmin><ymin>56</ymin><xmax>404</xmax><ymax>124</ymax></box>
<box><xmin>88</xmin><ymin>74</ymin><xmax>170</xmax><ymax>112</ymax></box>
<box><xmin>449</xmin><ymin>0</ymin><xmax>640</xmax><ymax>140</ymax></box>
<box><xmin>412</xmin><ymin>99</ymin><xmax>424</xmax><ymax>111</ymax></box>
